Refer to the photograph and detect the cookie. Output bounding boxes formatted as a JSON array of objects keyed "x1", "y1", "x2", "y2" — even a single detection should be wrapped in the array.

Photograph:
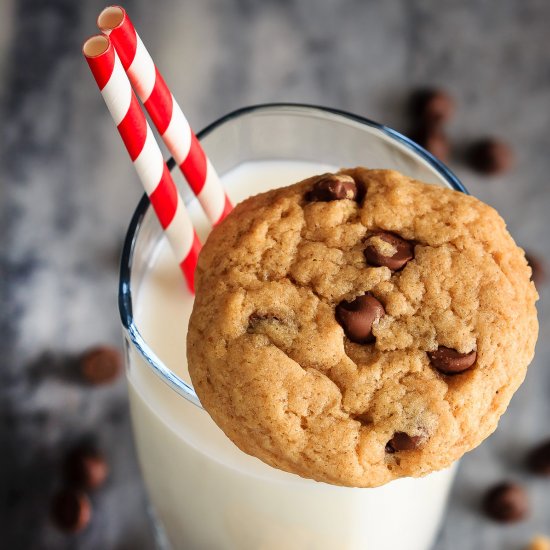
[{"x1": 187, "y1": 168, "x2": 538, "y2": 487}]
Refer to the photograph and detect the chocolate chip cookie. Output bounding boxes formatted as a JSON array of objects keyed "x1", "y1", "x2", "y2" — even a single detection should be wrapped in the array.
[{"x1": 187, "y1": 168, "x2": 538, "y2": 487}]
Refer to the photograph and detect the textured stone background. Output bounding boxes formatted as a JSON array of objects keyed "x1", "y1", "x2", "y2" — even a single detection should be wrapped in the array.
[{"x1": 1, "y1": 1, "x2": 549, "y2": 548}]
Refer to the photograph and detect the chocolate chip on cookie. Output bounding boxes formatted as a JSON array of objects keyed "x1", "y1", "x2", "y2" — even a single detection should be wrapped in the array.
[
  {"x1": 483, "y1": 482, "x2": 529, "y2": 523},
  {"x1": 364, "y1": 232, "x2": 414, "y2": 271},
  {"x1": 307, "y1": 174, "x2": 357, "y2": 202},
  {"x1": 428, "y1": 346, "x2": 477, "y2": 374},
  {"x1": 336, "y1": 294, "x2": 384, "y2": 344},
  {"x1": 386, "y1": 432, "x2": 422, "y2": 453}
]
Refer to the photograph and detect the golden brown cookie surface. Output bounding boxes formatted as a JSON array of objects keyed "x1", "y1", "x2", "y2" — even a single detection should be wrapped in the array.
[{"x1": 187, "y1": 168, "x2": 538, "y2": 487}]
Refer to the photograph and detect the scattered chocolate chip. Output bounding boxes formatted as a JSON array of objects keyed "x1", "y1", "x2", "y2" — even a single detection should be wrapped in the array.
[
  {"x1": 467, "y1": 138, "x2": 514, "y2": 175},
  {"x1": 307, "y1": 174, "x2": 357, "y2": 202},
  {"x1": 64, "y1": 447, "x2": 108, "y2": 491},
  {"x1": 483, "y1": 482, "x2": 529, "y2": 523},
  {"x1": 526, "y1": 439, "x2": 550, "y2": 476},
  {"x1": 409, "y1": 88, "x2": 455, "y2": 127},
  {"x1": 428, "y1": 346, "x2": 476, "y2": 374},
  {"x1": 364, "y1": 232, "x2": 414, "y2": 271},
  {"x1": 80, "y1": 346, "x2": 122, "y2": 385},
  {"x1": 336, "y1": 294, "x2": 385, "y2": 344},
  {"x1": 525, "y1": 253, "x2": 546, "y2": 287},
  {"x1": 51, "y1": 489, "x2": 92, "y2": 533},
  {"x1": 410, "y1": 124, "x2": 450, "y2": 162},
  {"x1": 386, "y1": 432, "x2": 422, "y2": 453}
]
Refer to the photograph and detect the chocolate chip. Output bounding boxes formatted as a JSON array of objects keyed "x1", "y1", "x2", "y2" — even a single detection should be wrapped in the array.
[
  {"x1": 336, "y1": 294, "x2": 385, "y2": 344},
  {"x1": 525, "y1": 252, "x2": 546, "y2": 287},
  {"x1": 64, "y1": 447, "x2": 108, "y2": 491},
  {"x1": 386, "y1": 432, "x2": 422, "y2": 453},
  {"x1": 526, "y1": 439, "x2": 550, "y2": 476},
  {"x1": 410, "y1": 124, "x2": 450, "y2": 162},
  {"x1": 428, "y1": 346, "x2": 476, "y2": 374},
  {"x1": 483, "y1": 482, "x2": 529, "y2": 523},
  {"x1": 409, "y1": 88, "x2": 455, "y2": 127},
  {"x1": 51, "y1": 489, "x2": 92, "y2": 533},
  {"x1": 307, "y1": 174, "x2": 357, "y2": 202},
  {"x1": 80, "y1": 346, "x2": 122, "y2": 385},
  {"x1": 467, "y1": 138, "x2": 514, "y2": 175},
  {"x1": 364, "y1": 232, "x2": 414, "y2": 271}
]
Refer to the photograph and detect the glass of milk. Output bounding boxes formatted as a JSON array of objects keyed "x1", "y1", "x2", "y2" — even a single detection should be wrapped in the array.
[{"x1": 119, "y1": 104, "x2": 465, "y2": 550}]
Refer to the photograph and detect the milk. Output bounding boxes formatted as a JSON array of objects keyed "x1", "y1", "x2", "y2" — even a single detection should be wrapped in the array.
[{"x1": 127, "y1": 160, "x2": 456, "y2": 550}]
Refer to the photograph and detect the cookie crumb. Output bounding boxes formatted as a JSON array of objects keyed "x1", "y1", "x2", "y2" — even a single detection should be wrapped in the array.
[{"x1": 527, "y1": 535, "x2": 550, "y2": 550}]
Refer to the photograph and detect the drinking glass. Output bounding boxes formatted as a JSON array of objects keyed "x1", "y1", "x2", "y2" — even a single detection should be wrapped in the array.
[{"x1": 119, "y1": 104, "x2": 465, "y2": 550}]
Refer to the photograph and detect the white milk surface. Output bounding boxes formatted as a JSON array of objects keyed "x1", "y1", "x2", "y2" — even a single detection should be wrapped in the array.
[{"x1": 129, "y1": 160, "x2": 456, "y2": 550}]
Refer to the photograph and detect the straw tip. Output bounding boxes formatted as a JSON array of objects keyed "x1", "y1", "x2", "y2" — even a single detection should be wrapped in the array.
[
  {"x1": 97, "y1": 6, "x2": 125, "y2": 31},
  {"x1": 82, "y1": 34, "x2": 110, "y2": 58}
]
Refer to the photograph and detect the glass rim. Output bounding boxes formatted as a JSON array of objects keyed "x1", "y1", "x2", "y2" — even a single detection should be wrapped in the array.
[{"x1": 118, "y1": 102, "x2": 466, "y2": 409}]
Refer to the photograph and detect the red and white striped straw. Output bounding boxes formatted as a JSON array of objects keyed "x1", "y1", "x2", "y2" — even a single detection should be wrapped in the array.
[
  {"x1": 97, "y1": 6, "x2": 233, "y2": 226},
  {"x1": 83, "y1": 34, "x2": 201, "y2": 293}
]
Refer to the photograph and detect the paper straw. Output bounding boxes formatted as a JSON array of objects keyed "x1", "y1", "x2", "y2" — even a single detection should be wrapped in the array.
[
  {"x1": 97, "y1": 6, "x2": 233, "y2": 226},
  {"x1": 83, "y1": 34, "x2": 201, "y2": 292}
]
